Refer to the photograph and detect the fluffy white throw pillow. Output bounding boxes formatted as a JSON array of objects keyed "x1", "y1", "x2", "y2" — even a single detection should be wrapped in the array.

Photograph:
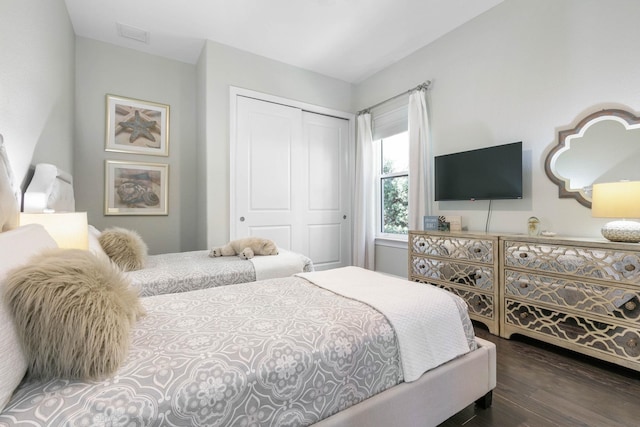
[
  {"x1": 4, "y1": 248, "x2": 145, "y2": 381},
  {"x1": 99, "y1": 227, "x2": 148, "y2": 271}
]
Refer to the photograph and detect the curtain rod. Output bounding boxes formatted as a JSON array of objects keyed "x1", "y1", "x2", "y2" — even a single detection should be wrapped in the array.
[{"x1": 357, "y1": 80, "x2": 431, "y2": 115}]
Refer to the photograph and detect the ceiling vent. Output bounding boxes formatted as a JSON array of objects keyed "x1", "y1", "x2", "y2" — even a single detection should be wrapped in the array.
[{"x1": 117, "y1": 22, "x2": 150, "y2": 44}]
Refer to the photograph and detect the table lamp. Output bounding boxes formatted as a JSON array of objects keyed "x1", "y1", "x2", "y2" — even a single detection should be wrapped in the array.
[
  {"x1": 19, "y1": 212, "x2": 89, "y2": 249},
  {"x1": 592, "y1": 181, "x2": 640, "y2": 243}
]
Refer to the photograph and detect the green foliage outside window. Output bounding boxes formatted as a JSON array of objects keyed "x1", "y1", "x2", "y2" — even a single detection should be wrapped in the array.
[{"x1": 382, "y1": 168, "x2": 408, "y2": 235}]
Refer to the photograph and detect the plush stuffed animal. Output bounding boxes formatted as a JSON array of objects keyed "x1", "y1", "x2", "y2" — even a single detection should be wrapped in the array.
[{"x1": 209, "y1": 237, "x2": 278, "y2": 260}]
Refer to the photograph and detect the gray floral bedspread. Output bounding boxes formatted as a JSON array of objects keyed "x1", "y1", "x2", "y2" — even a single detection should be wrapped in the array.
[
  {"x1": 0, "y1": 277, "x2": 475, "y2": 427},
  {"x1": 128, "y1": 250, "x2": 314, "y2": 297}
]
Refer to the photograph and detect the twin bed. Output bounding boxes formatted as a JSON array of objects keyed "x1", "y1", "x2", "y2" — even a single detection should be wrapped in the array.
[
  {"x1": 0, "y1": 139, "x2": 496, "y2": 426},
  {"x1": 127, "y1": 248, "x2": 314, "y2": 297},
  {"x1": 27, "y1": 162, "x2": 315, "y2": 297},
  {"x1": 87, "y1": 224, "x2": 314, "y2": 297}
]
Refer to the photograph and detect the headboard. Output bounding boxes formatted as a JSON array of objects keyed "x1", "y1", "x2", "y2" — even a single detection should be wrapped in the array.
[
  {"x1": 0, "y1": 134, "x2": 20, "y2": 231},
  {"x1": 23, "y1": 163, "x2": 76, "y2": 213}
]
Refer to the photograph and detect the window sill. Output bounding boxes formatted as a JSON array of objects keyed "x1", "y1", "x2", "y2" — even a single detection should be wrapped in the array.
[{"x1": 375, "y1": 235, "x2": 408, "y2": 249}]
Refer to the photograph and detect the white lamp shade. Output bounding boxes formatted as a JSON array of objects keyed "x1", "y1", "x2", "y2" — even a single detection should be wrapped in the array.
[
  {"x1": 592, "y1": 181, "x2": 640, "y2": 219},
  {"x1": 19, "y1": 212, "x2": 89, "y2": 250}
]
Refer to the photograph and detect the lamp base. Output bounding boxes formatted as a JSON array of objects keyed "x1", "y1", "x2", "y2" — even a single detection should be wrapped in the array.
[{"x1": 601, "y1": 220, "x2": 640, "y2": 243}]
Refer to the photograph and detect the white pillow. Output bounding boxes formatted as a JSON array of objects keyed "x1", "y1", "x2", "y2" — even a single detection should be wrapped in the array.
[
  {"x1": 0, "y1": 135, "x2": 20, "y2": 232},
  {"x1": 88, "y1": 224, "x2": 110, "y2": 263},
  {"x1": 0, "y1": 224, "x2": 58, "y2": 412}
]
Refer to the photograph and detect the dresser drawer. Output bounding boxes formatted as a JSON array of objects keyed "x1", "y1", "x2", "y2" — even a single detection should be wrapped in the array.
[
  {"x1": 504, "y1": 298, "x2": 640, "y2": 363},
  {"x1": 411, "y1": 234, "x2": 494, "y2": 264},
  {"x1": 431, "y1": 282, "x2": 494, "y2": 318},
  {"x1": 411, "y1": 256, "x2": 494, "y2": 290},
  {"x1": 504, "y1": 269, "x2": 640, "y2": 323},
  {"x1": 503, "y1": 240, "x2": 640, "y2": 285}
]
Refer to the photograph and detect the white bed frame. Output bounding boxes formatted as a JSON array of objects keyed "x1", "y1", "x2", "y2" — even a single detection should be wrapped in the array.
[
  {"x1": 316, "y1": 337, "x2": 496, "y2": 427},
  {"x1": 16, "y1": 160, "x2": 497, "y2": 426}
]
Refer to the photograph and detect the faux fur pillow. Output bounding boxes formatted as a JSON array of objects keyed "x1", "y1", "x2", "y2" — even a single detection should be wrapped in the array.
[
  {"x1": 4, "y1": 248, "x2": 145, "y2": 380},
  {"x1": 99, "y1": 227, "x2": 148, "y2": 271}
]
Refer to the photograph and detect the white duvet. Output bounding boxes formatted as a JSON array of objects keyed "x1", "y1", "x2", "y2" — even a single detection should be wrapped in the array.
[{"x1": 297, "y1": 266, "x2": 473, "y2": 381}]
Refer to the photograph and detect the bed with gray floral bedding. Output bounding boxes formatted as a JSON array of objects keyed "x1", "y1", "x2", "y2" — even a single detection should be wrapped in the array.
[
  {"x1": 128, "y1": 249, "x2": 314, "y2": 297},
  {"x1": 0, "y1": 272, "x2": 476, "y2": 427}
]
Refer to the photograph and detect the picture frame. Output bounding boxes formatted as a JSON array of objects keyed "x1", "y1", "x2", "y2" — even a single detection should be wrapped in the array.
[
  {"x1": 105, "y1": 94, "x2": 169, "y2": 156},
  {"x1": 105, "y1": 160, "x2": 168, "y2": 215}
]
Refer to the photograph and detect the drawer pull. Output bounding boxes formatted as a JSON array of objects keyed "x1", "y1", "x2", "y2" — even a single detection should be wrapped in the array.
[
  {"x1": 519, "y1": 282, "x2": 529, "y2": 289},
  {"x1": 519, "y1": 253, "x2": 528, "y2": 259},
  {"x1": 476, "y1": 300, "x2": 483, "y2": 306},
  {"x1": 624, "y1": 264, "x2": 636, "y2": 272},
  {"x1": 419, "y1": 242, "x2": 425, "y2": 247},
  {"x1": 474, "y1": 248, "x2": 482, "y2": 253},
  {"x1": 419, "y1": 264, "x2": 425, "y2": 269},
  {"x1": 519, "y1": 312, "x2": 528, "y2": 319},
  {"x1": 624, "y1": 301, "x2": 637, "y2": 311},
  {"x1": 627, "y1": 339, "x2": 638, "y2": 349}
]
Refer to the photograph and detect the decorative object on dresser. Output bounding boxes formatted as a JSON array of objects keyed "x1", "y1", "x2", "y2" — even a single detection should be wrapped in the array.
[
  {"x1": 409, "y1": 230, "x2": 500, "y2": 335},
  {"x1": 445, "y1": 215, "x2": 462, "y2": 232},
  {"x1": 592, "y1": 181, "x2": 640, "y2": 243},
  {"x1": 527, "y1": 216, "x2": 540, "y2": 236},
  {"x1": 501, "y1": 235, "x2": 640, "y2": 372},
  {"x1": 423, "y1": 215, "x2": 450, "y2": 231}
]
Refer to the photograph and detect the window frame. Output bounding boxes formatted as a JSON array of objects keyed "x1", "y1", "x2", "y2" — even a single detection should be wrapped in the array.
[{"x1": 374, "y1": 133, "x2": 409, "y2": 241}]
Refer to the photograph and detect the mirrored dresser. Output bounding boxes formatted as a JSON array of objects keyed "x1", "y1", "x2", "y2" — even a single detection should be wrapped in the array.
[
  {"x1": 408, "y1": 230, "x2": 640, "y2": 371},
  {"x1": 501, "y1": 235, "x2": 640, "y2": 371},
  {"x1": 408, "y1": 230, "x2": 500, "y2": 335}
]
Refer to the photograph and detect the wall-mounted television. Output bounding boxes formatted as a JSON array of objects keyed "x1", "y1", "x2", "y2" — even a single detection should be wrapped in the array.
[{"x1": 434, "y1": 141, "x2": 523, "y2": 201}]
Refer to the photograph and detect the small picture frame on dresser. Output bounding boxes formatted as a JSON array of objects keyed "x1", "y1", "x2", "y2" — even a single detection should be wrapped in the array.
[
  {"x1": 423, "y1": 215, "x2": 460, "y2": 231},
  {"x1": 444, "y1": 215, "x2": 462, "y2": 231},
  {"x1": 423, "y1": 216, "x2": 440, "y2": 231},
  {"x1": 439, "y1": 221, "x2": 451, "y2": 231}
]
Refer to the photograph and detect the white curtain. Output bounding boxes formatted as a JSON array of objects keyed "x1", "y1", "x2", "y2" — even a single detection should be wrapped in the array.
[
  {"x1": 353, "y1": 113, "x2": 375, "y2": 269},
  {"x1": 408, "y1": 88, "x2": 431, "y2": 230}
]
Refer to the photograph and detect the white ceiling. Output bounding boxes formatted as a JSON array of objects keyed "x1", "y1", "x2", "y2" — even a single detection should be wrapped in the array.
[{"x1": 64, "y1": 0, "x2": 503, "y2": 84}]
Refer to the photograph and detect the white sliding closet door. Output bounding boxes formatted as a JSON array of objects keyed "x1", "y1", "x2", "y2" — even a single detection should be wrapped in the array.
[
  {"x1": 233, "y1": 95, "x2": 351, "y2": 270},
  {"x1": 300, "y1": 111, "x2": 351, "y2": 270}
]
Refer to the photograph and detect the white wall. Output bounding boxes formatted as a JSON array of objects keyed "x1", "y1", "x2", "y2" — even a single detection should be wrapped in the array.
[
  {"x1": 6, "y1": 0, "x2": 637, "y2": 266},
  {"x1": 74, "y1": 37, "x2": 198, "y2": 254},
  {"x1": 199, "y1": 40, "x2": 353, "y2": 248},
  {"x1": 355, "y1": 0, "x2": 640, "y2": 275},
  {"x1": 0, "y1": 0, "x2": 74, "y2": 189}
]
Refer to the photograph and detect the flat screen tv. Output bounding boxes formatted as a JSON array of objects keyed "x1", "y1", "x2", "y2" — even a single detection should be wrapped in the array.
[{"x1": 434, "y1": 141, "x2": 523, "y2": 201}]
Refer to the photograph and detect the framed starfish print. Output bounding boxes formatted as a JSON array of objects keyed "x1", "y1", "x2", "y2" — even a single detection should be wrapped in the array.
[
  {"x1": 105, "y1": 160, "x2": 168, "y2": 215},
  {"x1": 105, "y1": 94, "x2": 169, "y2": 156}
]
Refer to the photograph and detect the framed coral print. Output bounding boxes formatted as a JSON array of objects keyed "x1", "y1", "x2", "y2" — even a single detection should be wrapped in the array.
[
  {"x1": 105, "y1": 94, "x2": 169, "y2": 156},
  {"x1": 105, "y1": 160, "x2": 168, "y2": 215}
]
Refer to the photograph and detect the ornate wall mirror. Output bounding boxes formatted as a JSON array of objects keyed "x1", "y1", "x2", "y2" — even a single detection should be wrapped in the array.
[{"x1": 545, "y1": 109, "x2": 640, "y2": 208}]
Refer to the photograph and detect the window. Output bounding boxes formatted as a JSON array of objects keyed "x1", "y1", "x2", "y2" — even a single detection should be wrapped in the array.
[
  {"x1": 370, "y1": 98, "x2": 410, "y2": 238},
  {"x1": 377, "y1": 131, "x2": 409, "y2": 236}
]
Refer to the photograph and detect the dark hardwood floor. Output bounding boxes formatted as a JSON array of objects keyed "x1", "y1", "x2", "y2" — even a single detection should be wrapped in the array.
[{"x1": 439, "y1": 325, "x2": 640, "y2": 427}]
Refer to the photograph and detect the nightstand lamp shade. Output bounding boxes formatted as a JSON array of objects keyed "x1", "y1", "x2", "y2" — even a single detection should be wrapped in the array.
[
  {"x1": 592, "y1": 181, "x2": 640, "y2": 243},
  {"x1": 19, "y1": 212, "x2": 89, "y2": 249}
]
